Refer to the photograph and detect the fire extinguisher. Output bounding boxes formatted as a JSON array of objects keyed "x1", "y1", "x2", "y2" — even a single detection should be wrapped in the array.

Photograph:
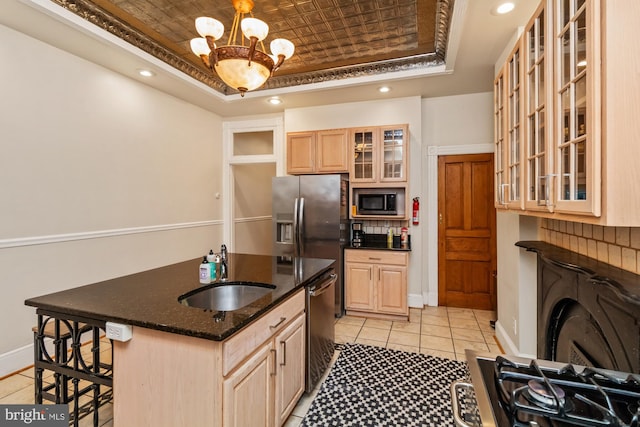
[{"x1": 412, "y1": 197, "x2": 420, "y2": 225}]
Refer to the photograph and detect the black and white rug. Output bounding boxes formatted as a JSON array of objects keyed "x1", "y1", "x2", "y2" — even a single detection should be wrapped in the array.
[{"x1": 302, "y1": 343, "x2": 469, "y2": 427}]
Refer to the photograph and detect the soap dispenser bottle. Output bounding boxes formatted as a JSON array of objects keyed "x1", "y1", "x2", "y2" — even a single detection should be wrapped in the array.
[{"x1": 199, "y1": 257, "x2": 212, "y2": 284}]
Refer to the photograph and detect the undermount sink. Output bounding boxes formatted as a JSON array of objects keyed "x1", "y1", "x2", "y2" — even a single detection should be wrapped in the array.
[{"x1": 179, "y1": 282, "x2": 275, "y2": 311}]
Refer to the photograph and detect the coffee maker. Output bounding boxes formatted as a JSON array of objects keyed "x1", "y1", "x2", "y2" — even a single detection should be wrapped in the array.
[{"x1": 351, "y1": 222, "x2": 363, "y2": 247}]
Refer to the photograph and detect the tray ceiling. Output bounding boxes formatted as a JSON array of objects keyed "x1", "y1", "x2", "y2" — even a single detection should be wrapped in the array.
[{"x1": 48, "y1": 0, "x2": 453, "y2": 95}]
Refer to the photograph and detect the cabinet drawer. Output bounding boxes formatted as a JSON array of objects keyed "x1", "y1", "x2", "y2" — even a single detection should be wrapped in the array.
[
  {"x1": 345, "y1": 250, "x2": 408, "y2": 266},
  {"x1": 222, "y1": 289, "x2": 305, "y2": 376}
]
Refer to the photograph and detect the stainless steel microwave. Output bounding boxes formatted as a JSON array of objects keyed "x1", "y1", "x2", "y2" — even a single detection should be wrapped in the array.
[{"x1": 354, "y1": 188, "x2": 404, "y2": 216}]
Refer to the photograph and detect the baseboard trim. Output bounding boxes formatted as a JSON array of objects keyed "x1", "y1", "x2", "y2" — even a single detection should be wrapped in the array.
[
  {"x1": 408, "y1": 293, "x2": 424, "y2": 308},
  {"x1": 0, "y1": 342, "x2": 40, "y2": 378},
  {"x1": 494, "y1": 320, "x2": 536, "y2": 359},
  {"x1": 0, "y1": 220, "x2": 222, "y2": 249}
]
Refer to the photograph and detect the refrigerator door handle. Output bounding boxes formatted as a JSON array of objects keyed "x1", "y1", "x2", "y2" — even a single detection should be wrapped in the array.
[
  {"x1": 293, "y1": 198, "x2": 299, "y2": 256},
  {"x1": 298, "y1": 197, "x2": 305, "y2": 256}
]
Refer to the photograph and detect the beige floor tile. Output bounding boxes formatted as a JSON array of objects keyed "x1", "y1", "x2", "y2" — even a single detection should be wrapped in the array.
[
  {"x1": 421, "y1": 324, "x2": 452, "y2": 339},
  {"x1": 358, "y1": 326, "x2": 391, "y2": 342},
  {"x1": 409, "y1": 307, "x2": 422, "y2": 321},
  {"x1": 447, "y1": 307, "x2": 476, "y2": 320},
  {"x1": 453, "y1": 339, "x2": 489, "y2": 354},
  {"x1": 487, "y1": 343, "x2": 503, "y2": 354},
  {"x1": 335, "y1": 334, "x2": 356, "y2": 344},
  {"x1": 419, "y1": 348, "x2": 456, "y2": 360},
  {"x1": 473, "y1": 309, "x2": 497, "y2": 321},
  {"x1": 284, "y1": 415, "x2": 303, "y2": 427},
  {"x1": 448, "y1": 317, "x2": 480, "y2": 330},
  {"x1": 421, "y1": 315, "x2": 450, "y2": 327},
  {"x1": 388, "y1": 331, "x2": 420, "y2": 347},
  {"x1": 386, "y1": 343, "x2": 419, "y2": 354},
  {"x1": 292, "y1": 390, "x2": 316, "y2": 417},
  {"x1": 455, "y1": 353, "x2": 469, "y2": 363},
  {"x1": 420, "y1": 335, "x2": 454, "y2": 353},
  {"x1": 478, "y1": 320, "x2": 496, "y2": 333},
  {"x1": 0, "y1": 383, "x2": 35, "y2": 404},
  {"x1": 422, "y1": 306, "x2": 448, "y2": 317},
  {"x1": 355, "y1": 338, "x2": 386, "y2": 348},
  {"x1": 450, "y1": 327, "x2": 486, "y2": 343},
  {"x1": 363, "y1": 318, "x2": 393, "y2": 331},
  {"x1": 391, "y1": 321, "x2": 421, "y2": 334},
  {"x1": 0, "y1": 374, "x2": 33, "y2": 399},
  {"x1": 482, "y1": 330, "x2": 498, "y2": 344},
  {"x1": 336, "y1": 315, "x2": 366, "y2": 327},
  {"x1": 335, "y1": 323, "x2": 362, "y2": 338}
]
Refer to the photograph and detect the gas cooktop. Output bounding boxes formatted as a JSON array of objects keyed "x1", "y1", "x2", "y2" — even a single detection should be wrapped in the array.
[{"x1": 459, "y1": 351, "x2": 640, "y2": 427}]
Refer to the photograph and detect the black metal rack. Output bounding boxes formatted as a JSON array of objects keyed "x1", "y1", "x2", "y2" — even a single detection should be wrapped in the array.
[{"x1": 33, "y1": 310, "x2": 113, "y2": 426}]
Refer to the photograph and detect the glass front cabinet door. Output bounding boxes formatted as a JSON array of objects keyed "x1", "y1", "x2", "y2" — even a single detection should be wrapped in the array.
[
  {"x1": 380, "y1": 125, "x2": 408, "y2": 182},
  {"x1": 495, "y1": 36, "x2": 524, "y2": 210},
  {"x1": 552, "y1": 0, "x2": 600, "y2": 216},
  {"x1": 350, "y1": 128, "x2": 376, "y2": 182}
]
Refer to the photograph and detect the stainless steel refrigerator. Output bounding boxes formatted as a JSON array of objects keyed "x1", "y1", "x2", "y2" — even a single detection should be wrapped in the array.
[{"x1": 272, "y1": 174, "x2": 348, "y2": 316}]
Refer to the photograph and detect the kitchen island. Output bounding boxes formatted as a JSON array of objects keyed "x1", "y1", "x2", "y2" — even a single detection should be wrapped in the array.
[{"x1": 25, "y1": 253, "x2": 334, "y2": 427}]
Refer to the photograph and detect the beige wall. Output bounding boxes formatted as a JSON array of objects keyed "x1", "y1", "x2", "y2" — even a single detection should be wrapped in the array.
[{"x1": 0, "y1": 23, "x2": 224, "y2": 375}]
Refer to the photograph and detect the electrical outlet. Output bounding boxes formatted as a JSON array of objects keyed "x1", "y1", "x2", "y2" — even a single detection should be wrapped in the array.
[
  {"x1": 106, "y1": 322, "x2": 133, "y2": 342},
  {"x1": 513, "y1": 318, "x2": 518, "y2": 336}
]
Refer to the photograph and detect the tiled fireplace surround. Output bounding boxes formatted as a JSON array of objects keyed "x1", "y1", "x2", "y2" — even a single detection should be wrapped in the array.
[{"x1": 540, "y1": 219, "x2": 640, "y2": 274}]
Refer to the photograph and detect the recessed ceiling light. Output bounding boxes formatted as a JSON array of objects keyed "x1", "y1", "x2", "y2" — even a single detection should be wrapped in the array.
[
  {"x1": 494, "y1": 2, "x2": 515, "y2": 15},
  {"x1": 268, "y1": 97, "x2": 282, "y2": 105},
  {"x1": 138, "y1": 69, "x2": 155, "y2": 77},
  {"x1": 378, "y1": 86, "x2": 391, "y2": 93}
]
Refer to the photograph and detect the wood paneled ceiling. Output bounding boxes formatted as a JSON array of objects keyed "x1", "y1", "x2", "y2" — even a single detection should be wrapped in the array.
[{"x1": 49, "y1": 0, "x2": 454, "y2": 96}]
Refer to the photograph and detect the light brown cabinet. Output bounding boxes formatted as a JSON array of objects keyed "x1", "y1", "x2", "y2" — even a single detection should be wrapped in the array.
[
  {"x1": 494, "y1": 0, "x2": 640, "y2": 225},
  {"x1": 344, "y1": 249, "x2": 408, "y2": 319},
  {"x1": 350, "y1": 125, "x2": 408, "y2": 183},
  {"x1": 114, "y1": 289, "x2": 305, "y2": 427},
  {"x1": 286, "y1": 129, "x2": 348, "y2": 174}
]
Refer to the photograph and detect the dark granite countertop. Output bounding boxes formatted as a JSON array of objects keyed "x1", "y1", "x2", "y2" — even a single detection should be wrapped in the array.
[
  {"x1": 516, "y1": 241, "x2": 640, "y2": 304},
  {"x1": 348, "y1": 233, "x2": 412, "y2": 252},
  {"x1": 25, "y1": 254, "x2": 334, "y2": 341}
]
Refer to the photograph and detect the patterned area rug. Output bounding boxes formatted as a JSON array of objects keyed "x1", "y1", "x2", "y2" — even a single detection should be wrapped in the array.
[{"x1": 302, "y1": 343, "x2": 469, "y2": 427}]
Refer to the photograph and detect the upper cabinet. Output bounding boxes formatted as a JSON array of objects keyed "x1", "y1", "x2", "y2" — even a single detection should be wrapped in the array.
[
  {"x1": 495, "y1": 0, "x2": 640, "y2": 225},
  {"x1": 495, "y1": 37, "x2": 524, "y2": 210},
  {"x1": 286, "y1": 128, "x2": 348, "y2": 174},
  {"x1": 350, "y1": 125, "x2": 408, "y2": 184}
]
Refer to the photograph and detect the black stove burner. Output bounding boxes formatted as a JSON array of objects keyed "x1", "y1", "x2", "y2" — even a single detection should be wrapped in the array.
[{"x1": 492, "y1": 356, "x2": 640, "y2": 427}]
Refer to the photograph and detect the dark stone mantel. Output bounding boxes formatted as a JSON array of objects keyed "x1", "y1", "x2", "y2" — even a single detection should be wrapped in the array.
[{"x1": 516, "y1": 240, "x2": 640, "y2": 305}]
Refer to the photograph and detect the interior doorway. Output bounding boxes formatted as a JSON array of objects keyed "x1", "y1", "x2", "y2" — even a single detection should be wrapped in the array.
[{"x1": 437, "y1": 153, "x2": 497, "y2": 310}]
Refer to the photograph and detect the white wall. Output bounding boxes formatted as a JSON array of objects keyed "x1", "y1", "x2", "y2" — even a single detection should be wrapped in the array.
[
  {"x1": 285, "y1": 97, "x2": 424, "y2": 305},
  {"x1": 494, "y1": 213, "x2": 539, "y2": 357},
  {"x1": 421, "y1": 92, "x2": 494, "y2": 305},
  {"x1": 0, "y1": 24, "x2": 224, "y2": 375}
]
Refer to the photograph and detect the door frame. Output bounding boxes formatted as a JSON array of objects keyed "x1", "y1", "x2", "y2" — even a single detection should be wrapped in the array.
[
  {"x1": 425, "y1": 144, "x2": 493, "y2": 306},
  {"x1": 222, "y1": 117, "x2": 284, "y2": 251}
]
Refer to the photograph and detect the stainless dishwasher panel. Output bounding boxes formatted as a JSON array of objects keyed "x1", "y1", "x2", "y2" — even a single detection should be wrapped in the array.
[{"x1": 305, "y1": 270, "x2": 337, "y2": 392}]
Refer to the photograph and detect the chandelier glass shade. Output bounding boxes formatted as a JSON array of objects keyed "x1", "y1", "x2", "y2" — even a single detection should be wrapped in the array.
[{"x1": 190, "y1": 0, "x2": 295, "y2": 96}]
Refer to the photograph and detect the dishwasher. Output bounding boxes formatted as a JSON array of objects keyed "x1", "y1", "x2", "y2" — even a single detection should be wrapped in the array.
[{"x1": 305, "y1": 268, "x2": 337, "y2": 392}]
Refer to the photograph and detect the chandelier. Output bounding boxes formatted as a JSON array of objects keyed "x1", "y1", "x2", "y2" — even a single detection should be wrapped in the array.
[{"x1": 190, "y1": 0, "x2": 295, "y2": 97}]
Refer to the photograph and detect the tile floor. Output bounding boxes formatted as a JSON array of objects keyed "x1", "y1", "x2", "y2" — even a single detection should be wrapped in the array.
[{"x1": 0, "y1": 306, "x2": 500, "y2": 427}]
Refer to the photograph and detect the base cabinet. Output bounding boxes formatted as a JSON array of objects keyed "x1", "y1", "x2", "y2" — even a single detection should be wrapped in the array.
[
  {"x1": 345, "y1": 249, "x2": 408, "y2": 319},
  {"x1": 224, "y1": 312, "x2": 305, "y2": 427},
  {"x1": 114, "y1": 289, "x2": 305, "y2": 427}
]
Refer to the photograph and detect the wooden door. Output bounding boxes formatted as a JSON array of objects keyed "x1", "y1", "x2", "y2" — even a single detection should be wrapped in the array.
[
  {"x1": 438, "y1": 154, "x2": 497, "y2": 310},
  {"x1": 274, "y1": 314, "x2": 305, "y2": 426}
]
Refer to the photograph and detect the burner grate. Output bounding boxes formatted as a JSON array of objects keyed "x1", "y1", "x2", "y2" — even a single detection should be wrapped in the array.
[{"x1": 494, "y1": 356, "x2": 640, "y2": 427}]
